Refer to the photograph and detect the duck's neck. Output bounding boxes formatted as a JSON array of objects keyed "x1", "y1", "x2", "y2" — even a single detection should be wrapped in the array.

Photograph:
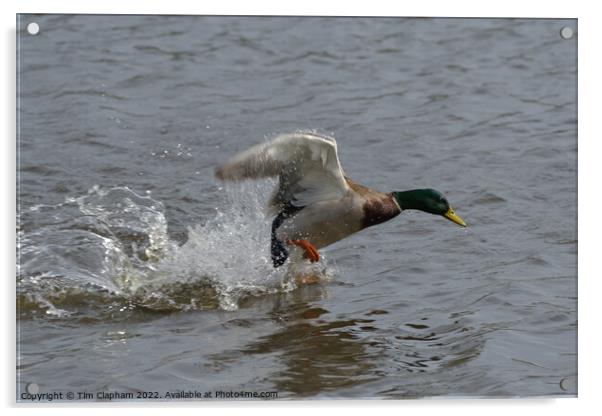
[{"x1": 392, "y1": 190, "x2": 427, "y2": 211}]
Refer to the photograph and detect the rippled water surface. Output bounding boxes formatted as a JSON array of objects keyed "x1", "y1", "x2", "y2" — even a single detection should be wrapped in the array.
[{"x1": 17, "y1": 15, "x2": 577, "y2": 399}]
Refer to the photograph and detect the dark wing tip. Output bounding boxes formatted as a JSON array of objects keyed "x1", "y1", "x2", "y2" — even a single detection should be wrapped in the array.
[
  {"x1": 214, "y1": 166, "x2": 223, "y2": 180},
  {"x1": 214, "y1": 164, "x2": 228, "y2": 180}
]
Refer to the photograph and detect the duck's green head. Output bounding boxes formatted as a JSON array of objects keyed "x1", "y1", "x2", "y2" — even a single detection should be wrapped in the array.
[{"x1": 393, "y1": 189, "x2": 466, "y2": 227}]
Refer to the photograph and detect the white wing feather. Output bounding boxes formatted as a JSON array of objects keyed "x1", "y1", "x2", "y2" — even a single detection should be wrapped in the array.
[{"x1": 215, "y1": 132, "x2": 349, "y2": 208}]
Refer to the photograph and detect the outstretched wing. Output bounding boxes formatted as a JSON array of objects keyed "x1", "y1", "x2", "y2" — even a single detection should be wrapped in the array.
[{"x1": 215, "y1": 132, "x2": 350, "y2": 209}]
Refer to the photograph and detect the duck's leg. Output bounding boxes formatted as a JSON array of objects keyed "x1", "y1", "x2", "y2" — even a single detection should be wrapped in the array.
[{"x1": 285, "y1": 239, "x2": 320, "y2": 263}]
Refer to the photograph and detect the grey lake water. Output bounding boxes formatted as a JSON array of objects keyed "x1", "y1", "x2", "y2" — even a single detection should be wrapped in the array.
[{"x1": 16, "y1": 15, "x2": 577, "y2": 400}]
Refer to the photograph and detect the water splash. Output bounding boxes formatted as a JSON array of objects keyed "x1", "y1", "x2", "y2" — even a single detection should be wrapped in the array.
[{"x1": 18, "y1": 183, "x2": 334, "y2": 318}]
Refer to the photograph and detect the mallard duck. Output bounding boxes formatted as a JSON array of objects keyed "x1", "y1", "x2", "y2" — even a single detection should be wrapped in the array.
[{"x1": 215, "y1": 132, "x2": 466, "y2": 268}]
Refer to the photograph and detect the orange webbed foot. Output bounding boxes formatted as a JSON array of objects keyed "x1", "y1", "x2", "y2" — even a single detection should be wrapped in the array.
[{"x1": 285, "y1": 239, "x2": 320, "y2": 263}]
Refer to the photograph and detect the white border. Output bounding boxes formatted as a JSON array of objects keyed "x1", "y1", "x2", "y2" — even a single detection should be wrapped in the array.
[
  {"x1": 3, "y1": 1, "x2": 600, "y2": 415},
  {"x1": 0, "y1": 0, "x2": 586, "y2": 17}
]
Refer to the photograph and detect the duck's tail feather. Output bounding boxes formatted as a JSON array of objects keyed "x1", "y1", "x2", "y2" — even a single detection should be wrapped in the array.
[
  {"x1": 271, "y1": 235, "x2": 289, "y2": 268},
  {"x1": 270, "y1": 211, "x2": 290, "y2": 268}
]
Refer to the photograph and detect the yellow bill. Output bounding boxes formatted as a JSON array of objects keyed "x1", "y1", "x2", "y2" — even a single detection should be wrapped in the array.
[{"x1": 444, "y1": 207, "x2": 467, "y2": 227}]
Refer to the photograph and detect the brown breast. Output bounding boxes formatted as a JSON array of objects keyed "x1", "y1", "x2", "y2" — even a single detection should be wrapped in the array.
[
  {"x1": 345, "y1": 177, "x2": 401, "y2": 229},
  {"x1": 362, "y1": 195, "x2": 401, "y2": 228}
]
